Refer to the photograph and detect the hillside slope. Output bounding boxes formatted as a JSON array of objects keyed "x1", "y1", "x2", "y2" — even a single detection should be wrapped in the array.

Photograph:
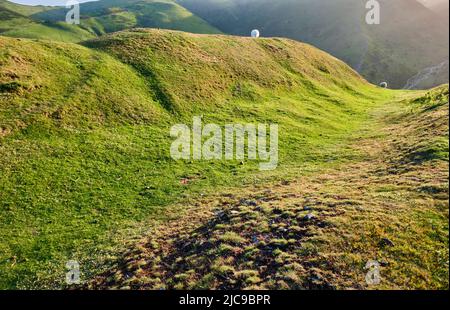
[
  {"x1": 0, "y1": 0, "x2": 53, "y2": 16},
  {"x1": 90, "y1": 85, "x2": 449, "y2": 290},
  {"x1": 31, "y1": 0, "x2": 221, "y2": 36},
  {"x1": 0, "y1": 29, "x2": 399, "y2": 288},
  {"x1": 177, "y1": 0, "x2": 449, "y2": 89},
  {"x1": 83, "y1": 29, "x2": 372, "y2": 112},
  {"x1": 0, "y1": 0, "x2": 220, "y2": 42},
  {"x1": 0, "y1": 5, "x2": 94, "y2": 42}
]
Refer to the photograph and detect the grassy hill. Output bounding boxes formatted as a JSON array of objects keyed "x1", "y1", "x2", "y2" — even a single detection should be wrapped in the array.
[
  {"x1": 0, "y1": 0, "x2": 220, "y2": 42},
  {"x1": 0, "y1": 3, "x2": 95, "y2": 42},
  {"x1": 0, "y1": 0, "x2": 53, "y2": 16},
  {"x1": 0, "y1": 29, "x2": 448, "y2": 289},
  {"x1": 32, "y1": 0, "x2": 221, "y2": 36},
  {"x1": 0, "y1": 29, "x2": 386, "y2": 288},
  {"x1": 177, "y1": 0, "x2": 449, "y2": 89}
]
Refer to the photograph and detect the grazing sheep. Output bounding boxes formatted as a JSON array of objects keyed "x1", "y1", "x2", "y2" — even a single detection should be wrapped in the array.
[
  {"x1": 379, "y1": 82, "x2": 388, "y2": 88},
  {"x1": 251, "y1": 29, "x2": 260, "y2": 38}
]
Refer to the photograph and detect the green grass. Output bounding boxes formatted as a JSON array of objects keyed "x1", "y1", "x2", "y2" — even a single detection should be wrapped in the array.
[
  {"x1": 87, "y1": 86, "x2": 448, "y2": 290},
  {"x1": 75, "y1": 0, "x2": 222, "y2": 36},
  {"x1": 1, "y1": 0, "x2": 220, "y2": 43},
  {"x1": 0, "y1": 0, "x2": 54, "y2": 16},
  {"x1": 32, "y1": 0, "x2": 221, "y2": 37},
  {"x1": 0, "y1": 29, "x2": 445, "y2": 289},
  {"x1": 0, "y1": 6, "x2": 95, "y2": 43}
]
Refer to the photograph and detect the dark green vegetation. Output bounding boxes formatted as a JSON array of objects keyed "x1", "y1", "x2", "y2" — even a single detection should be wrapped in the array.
[
  {"x1": 178, "y1": 0, "x2": 449, "y2": 89},
  {"x1": 89, "y1": 86, "x2": 449, "y2": 290}
]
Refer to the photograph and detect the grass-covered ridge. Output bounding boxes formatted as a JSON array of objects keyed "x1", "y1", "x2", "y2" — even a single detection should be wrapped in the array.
[
  {"x1": 84, "y1": 28, "x2": 372, "y2": 113},
  {"x1": 0, "y1": 29, "x2": 447, "y2": 289}
]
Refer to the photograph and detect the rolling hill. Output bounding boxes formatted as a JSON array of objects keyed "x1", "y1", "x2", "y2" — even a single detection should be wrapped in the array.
[
  {"x1": 0, "y1": 0, "x2": 53, "y2": 16},
  {"x1": 0, "y1": 29, "x2": 387, "y2": 288},
  {"x1": 31, "y1": 0, "x2": 221, "y2": 36},
  {"x1": 1, "y1": 0, "x2": 220, "y2": 42},
  {"x1": 0, "y1": 3, "x2": 95, "y2": 42},
  {"x1": 177, "y1": 0, "x2": 449, "y2": 89},
  {"x1": 0, "y1": 28, "x2": 448, "y2": 289}
]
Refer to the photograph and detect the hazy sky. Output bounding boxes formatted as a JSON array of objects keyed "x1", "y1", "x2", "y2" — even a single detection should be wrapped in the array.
[
  {"x1": 9, "y1": 0, "x2": 449, "y2": 8},
  {"x1": 417, "y1": 0, "x2": 448, "y2": 8},
  {"x1": 10, "y1": 0, "x2": 96, "y2": 6},
  {"x1": 9, "y1": 0, "x2": 449, "y2": 6}
]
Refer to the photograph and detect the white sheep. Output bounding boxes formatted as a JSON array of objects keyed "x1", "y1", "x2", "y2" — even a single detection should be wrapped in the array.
[
  {"x1": 379, "y1": 82, "x2": 388, "y2": 88},
  {"x1": 251, "y1": 29, "x2": 260, "y2": 38}
]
